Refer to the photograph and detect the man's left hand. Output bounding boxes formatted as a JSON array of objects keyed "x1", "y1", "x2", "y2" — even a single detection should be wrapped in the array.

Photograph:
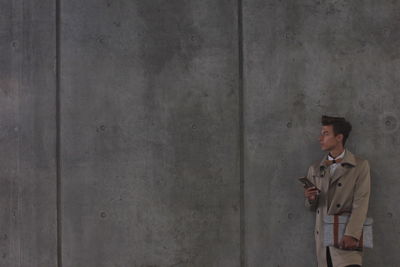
[{"x1": 340, "y1": 235, "x2": 358, "y2": 250}]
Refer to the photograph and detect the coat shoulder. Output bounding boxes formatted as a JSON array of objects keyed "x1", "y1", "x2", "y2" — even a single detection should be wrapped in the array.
[
  {"x1": 307, "y1": 160, "x2": 322, "y2": 174},
  {"x1": 352, "y1": 154, "x2": 369, "y2": 167}
]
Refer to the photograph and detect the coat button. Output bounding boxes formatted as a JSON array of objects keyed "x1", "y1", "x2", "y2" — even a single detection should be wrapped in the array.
[
  {"x1": 338, "y1": 183, "x2": 342, "y2": 187},
  {"x1": 317, "y1": 209, "x2": 320, "y2": 214},
  {"x1": 316, "y1": 231, "x2": 319, "y2": 235},
  {"x1": 336, "y1": 204, "x2": 341, "y2": 208}
]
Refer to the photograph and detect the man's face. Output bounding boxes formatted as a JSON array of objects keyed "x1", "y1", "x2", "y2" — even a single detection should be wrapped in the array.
[{"x1": 319, "y1": 125, "x2": 342, "y2": 151}]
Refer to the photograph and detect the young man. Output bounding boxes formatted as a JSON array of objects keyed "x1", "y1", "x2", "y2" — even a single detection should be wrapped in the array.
[{"x1": 304, "y1": 116, "x2": 371, "y2": 267}]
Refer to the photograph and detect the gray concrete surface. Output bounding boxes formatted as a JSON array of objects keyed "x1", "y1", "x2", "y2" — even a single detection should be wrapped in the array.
[
  {"x1": 0, "y1": 0, "x2": 57, "y2": 267},
  {"x1": 244, "y1": 0, "x2": 400, "y2": 266},
  {"x1": 2, "y1": 0, "x2": 400, "y2": 266},
  {"x1": 60, "y1": 1, "x2": 240, "y2": 266}
]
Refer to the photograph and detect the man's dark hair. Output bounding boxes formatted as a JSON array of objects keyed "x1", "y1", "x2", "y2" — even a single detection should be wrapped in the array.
[{"x1": 321, "y1": 115, "x2": 352, "y2": 146}]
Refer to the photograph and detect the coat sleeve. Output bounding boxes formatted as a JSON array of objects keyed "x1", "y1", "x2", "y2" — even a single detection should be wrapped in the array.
[
  {"x1": 304, "y1": 165, "x2": 319, "y2": 211},
  {"x1": 344, "y1": 160, "x2": 371, "y2": 240}
]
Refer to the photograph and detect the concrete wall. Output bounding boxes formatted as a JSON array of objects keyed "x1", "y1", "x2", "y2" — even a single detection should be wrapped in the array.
[
  {"x1": 0, "y1": 0, "x2": 57, "y2": 266},
  {"x1": 60, "y1": 1, "x2": 240, "y2": 267},
  {"x1": 1, "y1": 0, "x2": 400, "y2": 267},
  {"x1": 244, "y1": 0, "x2": 400, "y2": 266}
]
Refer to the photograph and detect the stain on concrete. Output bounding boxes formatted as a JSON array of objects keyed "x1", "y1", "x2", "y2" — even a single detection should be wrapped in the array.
[
  {"x1": 11, "y1": 40, "x2": 18, "y2": 48},
  {"x1": 380, "y1": 113, "x2": 399, "y2": 133},
  {"x1": 136, "y1": 2, "x2": 203, "y2": 75}
]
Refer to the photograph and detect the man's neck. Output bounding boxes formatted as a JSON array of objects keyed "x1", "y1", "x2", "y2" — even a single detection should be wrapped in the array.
[{"x1": 329, "y1": 147, "x2": 345, "y2": 159}]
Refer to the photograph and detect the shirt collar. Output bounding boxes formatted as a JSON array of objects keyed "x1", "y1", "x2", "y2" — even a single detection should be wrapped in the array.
[
  {"x1": 327, "y1": 149, "x2": 346, "y2": 161},
  {"x1": 319, "y1": 149, "x2": 357, "y2": 170}
]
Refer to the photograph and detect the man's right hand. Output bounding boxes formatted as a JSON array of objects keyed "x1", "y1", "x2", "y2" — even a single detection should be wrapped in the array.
[{"x1": 304, "y1": 187, "x2": 319, "y2": 201}]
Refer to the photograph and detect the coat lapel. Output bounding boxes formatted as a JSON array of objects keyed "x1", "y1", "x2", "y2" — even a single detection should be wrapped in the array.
[
  {"x1": 330, "y1": 164, "x2": 349, "y2": 184},
  {"x1": 319, "y1": 149, "x2": 357, "y2": 184}
]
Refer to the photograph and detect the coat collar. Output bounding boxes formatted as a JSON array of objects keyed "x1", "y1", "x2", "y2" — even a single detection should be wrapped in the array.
[{"x1": 318, "y1": 149, "x2": 357, "y2": 183}]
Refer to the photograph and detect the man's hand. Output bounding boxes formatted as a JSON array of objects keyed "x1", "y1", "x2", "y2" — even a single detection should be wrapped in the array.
[
  {"x1": 340, "y1": 235, "x2": 358, "y2": 250},
  {"x1": 304, "y1": 187, "x2": 319, "y2": 201}
]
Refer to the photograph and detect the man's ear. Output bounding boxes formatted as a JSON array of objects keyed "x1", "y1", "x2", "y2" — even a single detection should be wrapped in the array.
[{"x1": 336, "y1": 133, "x2": 344, "y2": 143}]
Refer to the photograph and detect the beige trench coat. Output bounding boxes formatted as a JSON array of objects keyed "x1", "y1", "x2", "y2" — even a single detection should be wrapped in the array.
[{"x1": 305, "y1": 150, "x2": 371, "y2": 267}]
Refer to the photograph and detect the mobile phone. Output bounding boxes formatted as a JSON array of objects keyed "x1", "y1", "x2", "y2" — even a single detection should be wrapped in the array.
[{"x1": 298, "y1": 177, "x2": 319, "y2": 190}]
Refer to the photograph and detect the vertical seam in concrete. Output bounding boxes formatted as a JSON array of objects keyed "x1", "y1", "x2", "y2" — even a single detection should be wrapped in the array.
[
  {"x1": 238, "y1": 0, "x2": 245, "y2": 266},
  {"x1": 56, "y1": 0, "x2": 62, "y2": 265}
]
